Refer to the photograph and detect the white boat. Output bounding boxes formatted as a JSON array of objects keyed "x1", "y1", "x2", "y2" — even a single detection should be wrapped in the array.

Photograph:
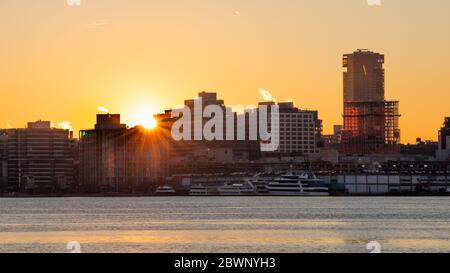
[
  {"x1": 155, "y1": 185, "x2": 176, "y2": 195},
  {"x1": 217, "y1": 181, "x2": 255, "y2": 196},
  {"x1": 249, "y1": 173, "x2": 271, "y2": 195},
  {"x1": 266, "y1": 172, "x2": 329, "y2": 196}
]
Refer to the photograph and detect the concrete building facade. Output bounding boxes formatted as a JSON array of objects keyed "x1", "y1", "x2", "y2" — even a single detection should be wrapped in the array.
[
  {"x1": 4, "y1": 121, "x2": 74, "y2": 194},
  {"x1": 275, "y1": 102, "x2": 321, "y2": 155},
  {"x1": 343, "y1": 49, "x2": 385, "y2": 102}
]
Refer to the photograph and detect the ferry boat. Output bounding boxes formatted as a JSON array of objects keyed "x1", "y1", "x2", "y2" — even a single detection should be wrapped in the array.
[
  {"x1": 217, "y1": 181, "x2": 255, "y2": 196},
  {"x1": 249, "y1": 173, "x2": 271, "y2": 195},
  {"x1": 154, "y1": 185, "x2": 176, "y2": 196},
  {"x1": 266, "y1": 172, "x2": 330, "y2": 196}
]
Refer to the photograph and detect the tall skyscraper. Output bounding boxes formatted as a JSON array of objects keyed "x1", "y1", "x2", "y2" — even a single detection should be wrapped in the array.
[
  {"x1": 343, "y1": 49, "x2": 385, "y2": 102},
  {"x1": 342, "y1": 49, "x2": 400, "y2": 155}
]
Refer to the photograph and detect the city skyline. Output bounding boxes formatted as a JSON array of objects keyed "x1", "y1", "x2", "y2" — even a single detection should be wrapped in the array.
[{"x1": 1, "y1": 1, "x2": 450, "y2": 143}]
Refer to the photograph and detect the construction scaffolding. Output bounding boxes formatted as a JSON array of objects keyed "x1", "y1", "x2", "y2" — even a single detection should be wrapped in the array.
[{"x1": 342, "y1": 100, "x2": 400, "y2": 155}]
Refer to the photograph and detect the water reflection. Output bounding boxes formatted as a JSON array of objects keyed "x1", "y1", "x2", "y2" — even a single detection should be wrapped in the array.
[{"x1": 0, "y1": 197, "x2": 449, "y2": 253}]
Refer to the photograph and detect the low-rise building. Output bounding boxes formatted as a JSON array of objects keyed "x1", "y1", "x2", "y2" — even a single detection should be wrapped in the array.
[
  {"x1": 0, "y1": 130, "x2": 8, "y2": 193},
  {"x1": 436, "y1": 117, "x2": 450, "y2": 161},
  {"x1": 321, "y1": 174, "x2": 450, "y2": 195},
  {"x1": 323, "y1": 125, "x2": 343, "y2": 148}
]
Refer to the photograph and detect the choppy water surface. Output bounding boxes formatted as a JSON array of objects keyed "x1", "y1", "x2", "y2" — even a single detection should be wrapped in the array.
[{"x1": 0, "y1": 197, "x2": 449, "y2": 253}]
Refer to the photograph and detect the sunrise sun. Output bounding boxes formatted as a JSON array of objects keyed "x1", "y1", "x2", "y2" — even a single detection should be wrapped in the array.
[{"x1": 129, "y1": 109, "x2": 158, "y2": 130}]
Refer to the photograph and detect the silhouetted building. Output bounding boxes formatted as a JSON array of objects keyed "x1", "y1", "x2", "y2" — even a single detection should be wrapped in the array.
[
  {"x1": 69, "y1": 138, "x2": 80, "y2": 192},
  {"x1": 401, "y1": 139, "x2": 438, "y2": 158},
  {"x1": 79, "y1": 114, "x2": 167, "y2": 193},
  {"x1": 342, "y1": 50, "x2": 400, "y2": 155},
  {"x1": 323, "y1": 125, "x2": 343, "y2": 148},
  {"x1": 0, "y1": 131, "x2": 7, "y2": 193},
  {"x1": 436, "y1": 117, "x2": 450, "y2": 161},
  {"x1": 182, "y1": 91, "x2": 232, "y2": 141},
  {"x1": 162, "y1": 92, "x2": 261, "y2": 173},
  {"x1": 4, "y1": 121, "x2": 74, "y2": 194}
]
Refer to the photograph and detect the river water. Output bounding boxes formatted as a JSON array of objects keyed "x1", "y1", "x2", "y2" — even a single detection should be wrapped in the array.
[{"x1": 0, "y1": 197, "x2": 449, "y2": 253}]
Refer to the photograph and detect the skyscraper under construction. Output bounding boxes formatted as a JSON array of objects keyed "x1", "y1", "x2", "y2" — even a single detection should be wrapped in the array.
[{"x1": 342, "y1": 49, "x2": 400, "y2": 155}]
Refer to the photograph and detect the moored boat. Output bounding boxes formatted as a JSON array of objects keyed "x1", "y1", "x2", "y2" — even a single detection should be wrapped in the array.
[
  {"x1": 155, "y1": 185, "x2": 176, "y2": 196},
  {"x1": 217, "y1": 181, "x2": 255, "y2": 196},
  {"x1": 267, "y1": 172, "x2": 329, "y2": 196}
]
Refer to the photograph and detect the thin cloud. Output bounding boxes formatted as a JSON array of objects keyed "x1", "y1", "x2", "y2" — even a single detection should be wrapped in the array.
[{"x1": 81, "y1": 22, "x2": 110, "y2": 27}]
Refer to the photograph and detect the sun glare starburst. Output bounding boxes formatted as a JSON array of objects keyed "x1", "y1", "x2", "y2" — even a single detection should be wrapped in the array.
[{"x1": 130, "y1": 109, "x2": 158, "y2": 130}]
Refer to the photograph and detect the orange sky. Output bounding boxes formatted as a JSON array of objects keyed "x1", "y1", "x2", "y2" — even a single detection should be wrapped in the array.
[{"x1": 0, "y1": 0, "x2": 449, "y2": 143}]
